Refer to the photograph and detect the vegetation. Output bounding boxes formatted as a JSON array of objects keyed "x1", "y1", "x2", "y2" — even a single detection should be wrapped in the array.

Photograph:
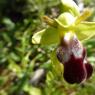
[{"x1": 0, "y1": 0, "x2": 95, "y2": 95}]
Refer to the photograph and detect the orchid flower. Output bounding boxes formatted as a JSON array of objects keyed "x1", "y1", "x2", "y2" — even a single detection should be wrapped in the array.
[{"x1": 32, "y1": 0, "x2": 95, "y2": 84}]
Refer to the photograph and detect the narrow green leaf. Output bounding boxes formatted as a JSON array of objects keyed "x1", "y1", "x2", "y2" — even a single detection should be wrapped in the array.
[
  {"x1": 60, "y1": 0, "x2": 80, "y2": 16},
  {"x1": 32, "y1": 29, "x2": 45, "y2": 44},
  {"x1": 75, "y1": 22, "x2": 95, "y2": 41}
]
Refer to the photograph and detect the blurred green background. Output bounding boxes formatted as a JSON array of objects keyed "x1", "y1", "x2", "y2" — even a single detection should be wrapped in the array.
[{"x1": 0, "y1": 0, "x2": 95, "y2": 95}]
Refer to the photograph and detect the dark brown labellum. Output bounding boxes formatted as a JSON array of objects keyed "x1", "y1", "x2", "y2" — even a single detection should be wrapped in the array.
[
  {"x1": 56, "y1": 33, "x2": 93, "y2": 84},
  {"x1": 63, "y1": 54, "x2": 87, "y2": 83},
  {"x1": 85, "y1": 63, "x2": 93, "y2": 79}
]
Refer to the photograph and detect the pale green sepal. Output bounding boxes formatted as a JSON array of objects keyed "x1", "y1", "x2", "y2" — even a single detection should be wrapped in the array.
[
  {"x1": 41, "y1": 27, "x2": 60, "y2": 45},
  {"x1": 55, "y1": 12, "x2": 75, "y2": 28},
  {"x1": 75, "y1": 22, "x2": 95, "y2": 41},
  {"x1": 32, "y1": 29, "x2": 46, "y2": 44},
  {"x1": 61, "y1": 0, "x2": 80, "y2": 16}
]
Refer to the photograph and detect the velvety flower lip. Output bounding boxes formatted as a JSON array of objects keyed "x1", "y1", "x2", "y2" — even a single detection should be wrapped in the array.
[
  {"x1": 85, "y1": 62, "x2": 93, "y2": 79},
  {"x1": 63, "y1": 54, "x2": 87, "y2": 84},
  {"x1": 57, "y1": 45, "x2": 93, "y2": 84},
  {"x1": 56, "y1": 33, "x2": 93, "y2": 84},
  {"x1": 82, "y1": 48, "x2": 93, "y2": 79},
  {"x1": 57, "y1": 32, "x2": 84, "y2": 63}
]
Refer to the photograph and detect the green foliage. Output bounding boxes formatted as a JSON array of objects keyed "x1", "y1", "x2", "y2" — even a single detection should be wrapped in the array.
[{"x1": 0, "y1": 0, "x2": 95, "y2": 95}]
